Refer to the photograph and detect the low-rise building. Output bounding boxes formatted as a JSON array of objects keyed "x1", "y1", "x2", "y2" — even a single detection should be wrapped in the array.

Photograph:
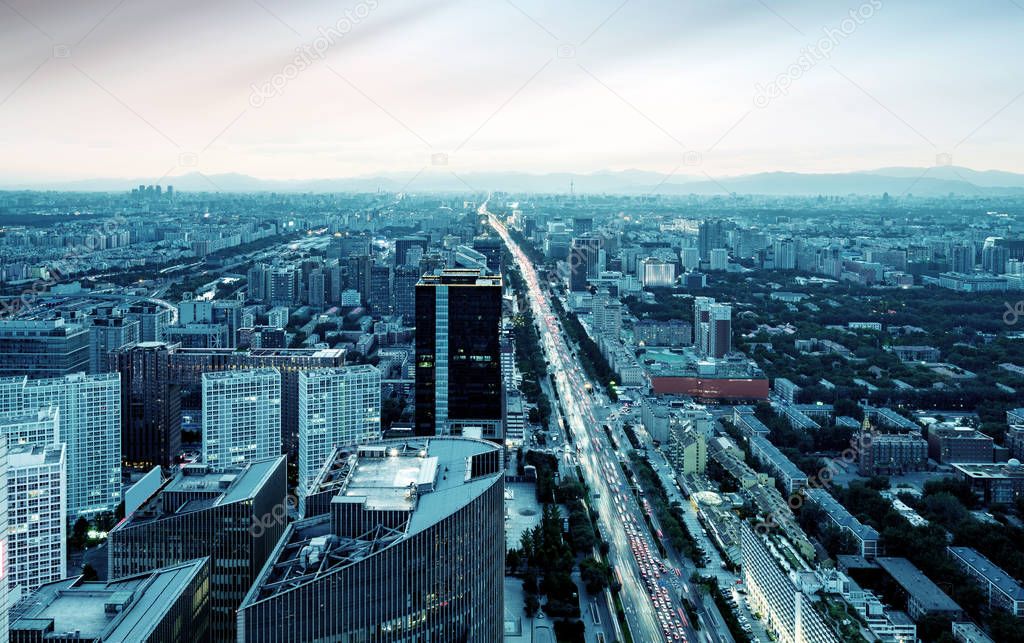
[
  {"x1": 804, "y1": 487, "x2": 879, "y2": 558},
  {"x1": 947, "y1": 546, "x2": 1024, "y2": 617},
  {"x1": 876, "y1": 557, "x2": 964, "y2": 621},
  {"x1": 953, "y1": 460, "x2": 1024, "y2": 504},
  {"x1": 927, "y1": 425, "x2": 994, "y2": 464}
]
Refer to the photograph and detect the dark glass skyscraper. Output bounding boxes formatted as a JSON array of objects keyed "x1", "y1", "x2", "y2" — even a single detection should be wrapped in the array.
[
  {"x1": 113, "y1": 341, "x2": 182, "y2": 470},
  {"x1": 415, "y1": 269, "x2": 503, "y2": 440}
]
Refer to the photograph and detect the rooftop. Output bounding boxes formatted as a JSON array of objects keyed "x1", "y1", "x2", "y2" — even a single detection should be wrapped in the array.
[
  {"x1": 876, "y1": 557, "x2": 962, "y2": 613},
  {"x1": 953, "y1": 461, "x2": 1024, "y2": 480},
  {"x1": 243, "y1": 437, "x2": 502, "y2": 607},
  {"x1": 10, "y1": 559, "x2": 208, "y2": 641},
  {"x1": 805, "y1": 487, "x2": 880, "y2": 541},
  {"x1": 948, "y1": 546, "x2": 1024, "y2": 600},
  {"x1": 118, "y1": 457, "x2": 284, "y2": 527}
]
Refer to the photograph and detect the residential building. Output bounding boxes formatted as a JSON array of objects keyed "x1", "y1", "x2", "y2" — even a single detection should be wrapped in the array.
[
  {"x1": 927, "y1": 425, "x2": 994, "y2": 464},
  {"x1": 640, "y1": 257, "x2": 676, "y2": 288},
  {"x1": 3, "y1": 373, "x2": 120, "y2": 516},
  {"x1": 239, "y1": 438, "x2": 504, "y2": 642},
  {"x1": 741, "y1": 525, "x2": 839, "y2": 643},
  {"x1": 202, "y1": 368, "x2": 281, "y2": 468},
  {"x1": 948, "y1": 546, "x2": 1024, "y2": 617},
  {"x1": 749, "y1": 436, "x2": 807, "y2": 494},
  {"x1": 6, "y1": 443, "x2": 65, "y2": 598},
  {"x1": 876, "y1": 557, "x2": 964, "y2": 621},
  {"x1": 804, "y1": 487, "x2": 880, "y2": 558},
  {"x1": 297, "y1": 365, "x2": 382, "y2": 514},
  {"x1": 859, "y1": 431, "x2": 928, "y2": 476}
]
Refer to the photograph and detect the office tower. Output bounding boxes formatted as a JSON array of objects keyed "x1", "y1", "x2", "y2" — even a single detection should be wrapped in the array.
[
  {"x1": 114, "y1": 342, "x2": 182, "y2": 470},
  {"x1": 9, "y1": 559, "x2": 211, "y2": 642},
  {"x1": 331, "y1": 234, "x2": 372, "y2": 261},
  {"x1": 472, "y1": 237, "x2": 503, "y2": 273},
  {"x1": 415, "y1": 269, "x2": 503, "y2": 439},
  {"x1": 202, "y1": 368, "x2": 281, "y2": 468},
  {"x1": 239, "y1": 438, "x2": 504, "y2": 642},
  {"x1": 395, "y1": 236, "x2": 429, "y2": 266},
  {"x1": 297, "y1": 365, "x2": 381, "y2": 514},
  {"x1": 108, "y1": 457, "x2": 285, "y2": 640},
  {"x1": 680, "y1": 247, "x2": 700, "y2": 271},
  {"x1": 454, "y1": 244, "x2": 489, "y2": 271},
  {"x1": 248, "y1": 263, "x2": 269, "y2": 303},
  {"x1": 88, "y1": 315, "x2": 140, "y2": 374},
  {"x1": 592, "y1": 290, "x2": 623, "y2": 337},
  {"x1": 951, "y1": 244, "x2": 974, "y2": 274},
  {"x1": 982, "y1": 244, "x2": 1009, "y2": 274},
  {"x1": 0, "y1": 436, "x2": 7, "y2": 642},
  {"x1": 3, "y1": 373, "x2": 120, "y2": 516},
  {"x1": 709, "y1": 248, "x2": 729, "y2": 271},
  {"x1": 0, "y1": 319, "x2": 89, "y2": 379},
  {"x1": 640, "y1": 258, "x2": 676, "y2": 287},
  {"x1": 568, "y1": 236, "x2": 601, "y2": 291},
  {"x1": 0, "y1": 406, "x2": 60, "y2": 448},
  {"x1": 269, "y1": 266, "x2": 299, "y2": 306},
  {"x1": 698, "y1": 219, "x2": 726, "y2": 261},
  {"x1": 177, "y1": 298, "x2": 242, "y2": 348},
  {"x1": 267, "y1": 306, "x2": 289, "y2": 329},
  {"x1": 308, "y1": 268, "x2": 326, "y2": 310},
  {"x1": 122, "y1": 301, "x2": 173, "y2": 342},
  {"x1": 393, "y1": 264, "x2": 420, "y2": 323},
  {"x1": 773, "y1": 238, "x2": 797, "y2": 270},
  {"x1": 418, "y1": 252, "x2": 446, "y2": 278},
  {"x1": 573, "y1": 216, "x2": 593, "y2": 235},
  {"x1": 369, "y1": 263, "x2": 392, "y2": 314},
  {"x1": 346, "y1": 255, "x2": 373, "y2": 305},
  {"x1": 694, "y1": 297, "x2": 732, "y2": 358},
  {"x1": 164, "y1": 322, "x2": 229, "y2": 349},
  {"x1": 6, "y1": 443, "x2": 66, "y2": 598}
]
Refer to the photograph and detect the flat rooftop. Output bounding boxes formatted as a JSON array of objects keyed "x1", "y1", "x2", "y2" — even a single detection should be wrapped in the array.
[
  {"x1": 121, "y1": 457, "x2": 284, "y2": 526},
  {"x1": 953, "y1": 462, "x2": 1024, "y2": 480},
  {"x1": 11, "y1": 559, "x2": 207, "y2": 640},
  {"x1": 948, "y1": 546, "x2": 1024, "y2": 600},
  {"x1": 244, "y1": 437, "x2": 502, "y2": 606},
  {"x1": 876, "y1": 557, "x2": 962, "y2": 613}
]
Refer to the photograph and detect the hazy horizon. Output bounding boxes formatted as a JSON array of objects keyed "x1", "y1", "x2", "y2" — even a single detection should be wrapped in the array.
[{"x1": 2, "y1": 0, "x2": 1022, "y2": 183}]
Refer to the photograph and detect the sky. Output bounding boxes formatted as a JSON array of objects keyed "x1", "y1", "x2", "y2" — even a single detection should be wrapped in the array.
[{"x1": 0, "y1": 0, "x2": 1022, "y2": 184}]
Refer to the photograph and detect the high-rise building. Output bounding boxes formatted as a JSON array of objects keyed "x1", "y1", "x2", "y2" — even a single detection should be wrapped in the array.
[
  {"x1": 307, "y1": 268, "x2": 327, "y2": 310},
  {"x1": 0, "y1": 319, "x2": 90, "y2": 379},
  {"x1": 694, "y1": 297, "x2": 732, "y2": 358},
  {"x1": 568, "y1": 236, "x2": 601, "y2": 291},
  {"x1": 88, "y1": 315, "x2": 140, "y2": 374},
  {"x1": 0, "y1": 406, "x2": 60, "y2": 448},
  {"x1": 395, "y1": 236, "x2": 429, "y2": 266},
  {"x1": 202, "y1": 368, "x2": 281, "y2": 468},
  {"x1": 415, "y1": 269, "x2": 503, "y2": 440},
  {"x1": 108, "y1": 457, "x2": 286, "y2": 641},
  {"x1": 393, "y1": 264, "x2": 421, "y2": 323},
  {"x1": 709, "y1": 248, "x2": 729, "y2": 271},
  {"x1": 248, "y1": 263, "x2": 270, "y2": 303},
  {"x1": 10, "y1": 559, "x2": 211, "y2": 642},
  {"x1": 680, "y1": 247, "x2": 700, "y2": 271},
  {"x1": 297, "y1": 365, "x2": 381, "y2": 514},
  {"x1": 269, "y1": 266, "x2": 299, "y2": 306},
  {"x1": 239, "y1": 438, "x2": 504, "y2": 642},
  {"x1": 6, "y1": 443, "x2": 65, "y2": 598},
  {"x1": 0, "y1": 435, "x2": 8, "y2": 641},
  {"x1": 2, "y1": 373, "x2": 120, "y2": 516},
  {"x1": 592, "y1": 290, "x2": 623, "y2": 337},
  {"x1": 369, "y1": 263, "x2": 392, "y2": 314},
  {"x1": 951, "y1": 244, "x2": 975, "y2": 274},
  {"x1": 114, "y1": 342, "x2": 182, "y2": 470},
  {"x1": 698, "y1": 219, "x2": 726, "y2": 262},
  {"x1": 122, "y1": 302, "x2": 173, "y2": 343},
  {"x1": 773, "y1": 238, "x2": 797, "y2": 270},
  {"x1": 346, "y1": 255, "x2": 373, "y2": 304},
  {"x1": 640, "y1": 258, "x2": 676, "y2": 288},
  {"x1": 167, "y1": 346, "x2": 345, "y2": 456}
]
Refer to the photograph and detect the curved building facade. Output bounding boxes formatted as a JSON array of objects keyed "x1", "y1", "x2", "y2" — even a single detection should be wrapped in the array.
[{"x1": 238, "y1": 437, "x2": 504, "y2": 642}]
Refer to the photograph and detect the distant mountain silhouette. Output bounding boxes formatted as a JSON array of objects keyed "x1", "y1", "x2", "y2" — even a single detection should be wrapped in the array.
[{"x1": 5, "y1": 166, "x2": 1023, "y2": 196}]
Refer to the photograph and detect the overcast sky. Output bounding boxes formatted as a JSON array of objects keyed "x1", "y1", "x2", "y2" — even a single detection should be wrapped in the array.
[{"x1": 1, "y1": 0, "x2": 1022, "y2": 182}]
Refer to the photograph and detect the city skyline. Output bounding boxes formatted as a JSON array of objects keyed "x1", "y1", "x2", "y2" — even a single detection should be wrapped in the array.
[{"x1": 1, "y1": 0, "x2": 1023, "y2": 184}]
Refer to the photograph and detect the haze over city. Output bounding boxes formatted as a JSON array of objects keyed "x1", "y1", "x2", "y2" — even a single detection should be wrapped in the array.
[{"x1": 1, "y1": 0, "x2": 1023, "y2": 184}]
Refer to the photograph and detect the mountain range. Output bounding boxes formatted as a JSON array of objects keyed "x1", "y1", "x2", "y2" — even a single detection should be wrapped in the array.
[{"x1": 4, "y1": 166, "x2": 1024, "y2": 196}]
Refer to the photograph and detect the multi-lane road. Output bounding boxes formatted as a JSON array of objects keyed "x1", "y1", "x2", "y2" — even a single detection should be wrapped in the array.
[{"x1": 490, "y1": 208, "x2": 697, "y2": 642}]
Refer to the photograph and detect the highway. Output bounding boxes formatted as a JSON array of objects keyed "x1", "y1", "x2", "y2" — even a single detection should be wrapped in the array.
[{"x1": 489, "y1": 207, "x2": 692, "y2": 642}]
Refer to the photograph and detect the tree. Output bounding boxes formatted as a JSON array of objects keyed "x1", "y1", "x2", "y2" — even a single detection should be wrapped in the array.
[
  {"x1": 579, "y1": 557, "x2": 611, "y2": 594},
  {"x1": 71, "y1": 516, "x2": 90, "y2": 549},
  {"x1": 80, "y1": 563, "x2": 98, "y2": 581}
]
